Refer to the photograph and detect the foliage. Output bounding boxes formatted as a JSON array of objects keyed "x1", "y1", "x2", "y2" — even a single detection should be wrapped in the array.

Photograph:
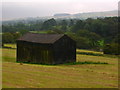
[
  {"x1": 60, "y1": 20, "x2": 68, "y2": 31},
  {"x1": 104, "y1": 43, "x2": 120, "y2": 55},
  {"x1": 76, "y1": 36, "x2": 90, "y2": 49},
  {"x1": 76, "y1": 30, "x2": 102, "y2": 49},
  {"x1": 72, "y1": 20, "x2": 85, "y2": 32},
  {"x1": 41, "y1": 18, "x2": 57, "y2": 30},
  {"x1": 19, "y1": 29, "x2": 29, "y2": 35},
  {"x1": 2, "y1": 17, "x2": 119, "y2": 51},
  {"x1": 2, "y1": 32, "x2": 21, "y2": 44},
  {"x1": 2, "y1": 33, "x2": 14, "y2": 43}
]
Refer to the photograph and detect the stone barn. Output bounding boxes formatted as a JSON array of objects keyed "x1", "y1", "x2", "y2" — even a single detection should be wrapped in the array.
[{"x1": 17, "y1": 33, "x2": 76, "y2": 64}]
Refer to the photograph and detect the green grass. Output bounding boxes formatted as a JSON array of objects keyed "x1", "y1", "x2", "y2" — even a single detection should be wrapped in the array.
[
  {"x1": 2, "y1": 48, "x2": 16, "y2": 63},
  {"x1": 77, "y1": 49, "x2": 103, "y2": 54},
  {"x1": 4, "y1": 44, "x2": 16, "y2": 49},
  {"x1": 1, "y1": 44, "x2": 118, "y2": 88},
  {"x1": 29, "y1": 31, "x2": 47, "y2": 34}
]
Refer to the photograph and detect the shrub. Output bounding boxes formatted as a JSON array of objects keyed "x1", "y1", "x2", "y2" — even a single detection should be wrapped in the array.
[
  {"x1": 103, "y1": 43, "x2": 120, "y2": 55},
  {"x1": 77, "y1": 52, "x2": 103, "y2": 56}
]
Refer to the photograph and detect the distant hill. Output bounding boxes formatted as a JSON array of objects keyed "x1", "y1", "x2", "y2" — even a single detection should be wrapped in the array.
[
  {"x1": 54, "y1": 13, "x2": 71, "y2": 17},
  {"x1": 2, "y1": 10, "x2": 118, "y2": 23},
  {"x1": 73, "y1": 10, "x2": 118, "y2": 19},
  {"x1": 53, "y1": 10, "x2": 118, "y2": 19}
]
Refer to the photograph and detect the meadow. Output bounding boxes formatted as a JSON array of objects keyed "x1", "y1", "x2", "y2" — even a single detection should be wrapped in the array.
[{"x1": 1, "y1": 44, "x2": 118, "y2": 88}]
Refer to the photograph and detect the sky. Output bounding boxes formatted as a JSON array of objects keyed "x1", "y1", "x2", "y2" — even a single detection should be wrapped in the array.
[{"x1": 1, "y1": 0, "x2": 119, "y2": 21}]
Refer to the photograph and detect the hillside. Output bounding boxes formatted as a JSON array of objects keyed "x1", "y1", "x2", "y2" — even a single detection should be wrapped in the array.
[
  {"x1": 54, "y1": 13, "x2": 71, "y2": 17},
  {"x1": 53, "y1": 10, "x2": 118, "y2": 19}
]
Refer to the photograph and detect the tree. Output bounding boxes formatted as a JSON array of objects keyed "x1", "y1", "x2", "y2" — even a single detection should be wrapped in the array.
[
  {"x1": 2, "y1": 33, "x2": 14, "y2": 43},
  {"x1": 76, "y1": 37, "x2": 90, "y2": 49},
  {"x1": 113, "y1": 34, "x2": 120, "y2": 44},
  {"x1": 69, "y1": 19, "x2": 74, "y2": 26},
  {"x1": 12, "y1": 32, "x2": 21, "y2": 42},
  {"x1": 96, "y1": 39, "x2": 104, "y2": 50},
  {"x1": 72, "y1": 20, "x2": 85, "y2": 32},
  {"x1": 60, "y1": 20, "x2": 68, "y2": 31},
  {"x1": 84, "y1": 24, "x2": 90, "y2": 30},
  {"x1": 104, "y1": 43, "x2": 120, "y2": 55},
  {"x1": 19, "y1": 30, "x2": 29, "y2": 35},
  {"x1": 2, "y1": 32, "x2": 21, "y2": 44},
  {"x1": 66, "y1": 32, "x2": 90, "y2": 49},
  {"x1": 76, "y1": 30, "x2": 102, "y2": 49},
  {"x1": 41, "y1": 18, "x2": 57, "y2": 30}
]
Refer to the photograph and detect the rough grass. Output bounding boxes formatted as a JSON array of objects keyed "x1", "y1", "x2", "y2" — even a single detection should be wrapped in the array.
[{"x1": 1, "y1": 45, "x2": 118, "y2": 88}]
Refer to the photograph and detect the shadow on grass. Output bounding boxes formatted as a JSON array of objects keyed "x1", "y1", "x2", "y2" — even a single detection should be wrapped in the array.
[
  {"x1": 77, "y1": 51, "x2": 119, "y2": 58},
  {"x1": 2, "y1": 46, "x2": 16, "y2": 49},
  {"x1": 63, "y1": 61, "x2": 108, "y2": 65},
  {"x1": 77, "y1": 52, "x2": 103, "y2": 56},
  {"x1": 17, "y1": 61, "x2": 108, "y2": 66}
]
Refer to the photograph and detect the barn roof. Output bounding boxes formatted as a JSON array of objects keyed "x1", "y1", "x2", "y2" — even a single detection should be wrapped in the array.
[{"x1": 17, "y1": 33, "x2": 65, "y2": 44}]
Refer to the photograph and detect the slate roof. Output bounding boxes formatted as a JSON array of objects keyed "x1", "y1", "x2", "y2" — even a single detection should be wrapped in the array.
[{"x1": 17, "y1": 33, "x2": 64, "y2": 44}]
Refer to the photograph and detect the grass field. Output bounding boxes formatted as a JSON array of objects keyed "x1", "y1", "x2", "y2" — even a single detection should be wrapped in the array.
[{"x1": 1, "y1": 44, "x2": 118, "y2": 88}]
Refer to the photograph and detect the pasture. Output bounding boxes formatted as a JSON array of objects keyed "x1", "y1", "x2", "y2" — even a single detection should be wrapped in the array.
[{"x1": 1, "y1": 44, "x2": 118, "y2": 88}]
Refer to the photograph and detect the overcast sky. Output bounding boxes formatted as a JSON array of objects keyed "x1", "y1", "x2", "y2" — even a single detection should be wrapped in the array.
[{"x1": 1, "y1": 0, "x2": 119, "y2": 21}]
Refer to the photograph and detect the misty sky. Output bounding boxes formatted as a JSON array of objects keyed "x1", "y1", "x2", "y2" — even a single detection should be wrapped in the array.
[{"x1": 1, "y1": 0, "x2": 119, "y2": 21}]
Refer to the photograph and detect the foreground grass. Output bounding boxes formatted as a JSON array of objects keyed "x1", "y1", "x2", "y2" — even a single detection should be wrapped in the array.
[
  {"x1": 3, "y1": 62, "x2": 118, "y2": 88},
  {"x1": 1, "y1": 48, "x2": 118, "y2": 88}
]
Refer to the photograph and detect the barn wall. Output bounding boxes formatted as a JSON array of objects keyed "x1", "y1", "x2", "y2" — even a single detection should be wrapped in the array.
[
  {"x1": 53, "y1": 35, "x2": 76, "y2": 64},
  {"x1": 17, "y1": 41, "x2": 54, "y2": 64}
]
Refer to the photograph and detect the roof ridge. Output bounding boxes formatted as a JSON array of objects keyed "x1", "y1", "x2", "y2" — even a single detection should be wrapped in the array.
[
  {"x1": 17, "y1": 33, "x2": 65, "y2": 44},
  {"x1": 28, "y1": 32, "x2": 64, "y2": 35}
]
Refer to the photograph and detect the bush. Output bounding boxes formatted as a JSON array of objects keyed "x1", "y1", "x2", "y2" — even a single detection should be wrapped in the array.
[
  {"x1": 77, "y1": 52, "x2": 103, "y2": 56},
  {"x1": 103, "y1": 43, "x2": 120, "y2": 55},
  {"x1": 2, "y1": 32, "x2": 21, "y2": 44}
]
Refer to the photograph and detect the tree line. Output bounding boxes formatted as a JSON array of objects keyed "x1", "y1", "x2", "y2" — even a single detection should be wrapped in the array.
[{"x1": 2, "y1": 17, "x2": 119, "y2": 54}]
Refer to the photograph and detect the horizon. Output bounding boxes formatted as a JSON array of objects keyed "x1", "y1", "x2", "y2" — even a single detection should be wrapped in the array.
[
  {"x1": 2, "y1": 9, "x2": 118, "y2": 22},
  {"x1": 1, "y1": 0, "x2": 119, "y2": 21}
]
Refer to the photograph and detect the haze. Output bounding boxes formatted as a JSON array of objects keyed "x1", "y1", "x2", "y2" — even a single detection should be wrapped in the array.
[{"x1": 1, "y1": 0, "x2": 119, "y2": 21}]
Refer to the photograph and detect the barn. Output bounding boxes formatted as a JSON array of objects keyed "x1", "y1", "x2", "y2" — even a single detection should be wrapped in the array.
[{"x1": 17, "y1": 33, "x2": 76, "y2": 64}]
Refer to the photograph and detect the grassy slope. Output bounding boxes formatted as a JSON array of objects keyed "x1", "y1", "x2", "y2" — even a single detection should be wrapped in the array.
[{"x1": 1, "y1": 47, "x2": 118, "y2": 88}]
